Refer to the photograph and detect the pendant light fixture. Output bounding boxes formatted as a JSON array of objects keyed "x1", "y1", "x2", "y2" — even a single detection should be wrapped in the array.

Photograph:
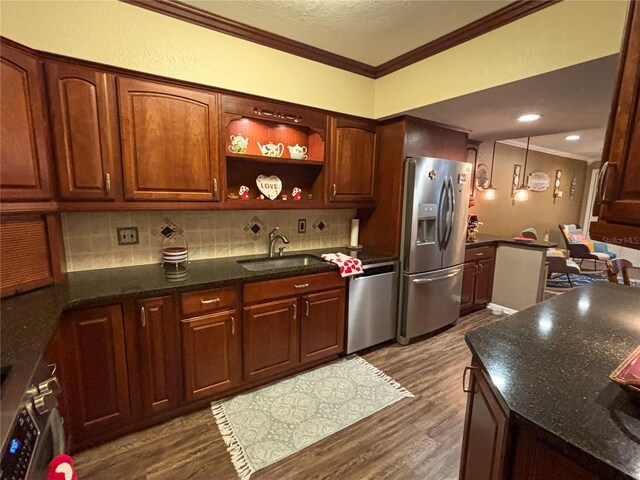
[
  {"x1": 484, "y1": 141, "x2": 498, "y2": 200},
  {"x1": 514, "y1": 137, "x2": 531, "y2": 202}
]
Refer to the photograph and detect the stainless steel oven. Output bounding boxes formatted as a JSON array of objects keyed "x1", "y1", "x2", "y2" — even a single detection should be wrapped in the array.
[{"x1": 1, "y1": 359, "x2": 64, "y2": 480}]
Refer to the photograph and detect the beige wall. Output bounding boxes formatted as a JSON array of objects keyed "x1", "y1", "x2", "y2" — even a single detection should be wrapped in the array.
[
  {"x1": 1, "y1": 0, "x2": 628, "y2": 119},
  {"x1": 0, "y1": 0, "x2": 375, "y2": 117},
  {"x1": 470, "y1": 143, "x2": 588, "y2": 244},
  {"x1": 62, "y1": 209, "x2": 354, "y2": 272},
  {"x1": 374, "y1": 1, "x2": 628, "y2": 118}
]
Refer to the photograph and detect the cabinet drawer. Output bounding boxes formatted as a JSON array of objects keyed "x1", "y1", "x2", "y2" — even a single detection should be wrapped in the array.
[
  {"x1": 180, "y1": 287, "x2": 237, "y2": 318},
  {"x1": 244, "y1": 272, "x2": 345, "y2": 304},
  {"x1": 465, "y1": 246, "x2": 495, "y2": 262}
]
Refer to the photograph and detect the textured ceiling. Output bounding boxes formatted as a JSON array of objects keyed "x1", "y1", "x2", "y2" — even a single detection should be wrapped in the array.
[
  {"x1": 183, "y1": 0, "x2": 511, "y2": 65},
  {"x1": 406, "y1": 54, "x2": 620, "y2": 155}
]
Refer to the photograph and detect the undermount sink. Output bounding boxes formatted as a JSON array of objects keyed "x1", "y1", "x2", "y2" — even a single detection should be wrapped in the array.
[{"x1": 238, "y1": 254, "x2": 326, "y2": 272}]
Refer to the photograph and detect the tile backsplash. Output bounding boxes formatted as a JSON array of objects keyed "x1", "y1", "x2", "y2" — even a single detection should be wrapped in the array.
[{"x1": 62, "y1": 209, "x2": 355, "y2": 272}]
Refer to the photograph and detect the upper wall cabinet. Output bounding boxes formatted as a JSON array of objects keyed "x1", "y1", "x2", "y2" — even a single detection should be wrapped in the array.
[
  {"x1": 591, "y1": 2, "x2": 640, "y2": 248},
  {"x1": 46, "y1": 62, "x2": 119, "y2": 201},
  {"x1": 0, "y1": 46, "x2": 52, "y2": 201},
  {"x1": 327, "y1": 116, "x2": 376, "y2": 203},
  {"x1": 118, "y1": 78, "x2": 220, "y2": 201}
]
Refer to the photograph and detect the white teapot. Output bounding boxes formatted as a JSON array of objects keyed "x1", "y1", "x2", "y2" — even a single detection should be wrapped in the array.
[
  {"x1": 257, "y1": 142, "x2": 284, "y2": 158},
  {"x1": 228, "y1": 134, "x2": 249, "y2": 154},
  {"x1": 287, "y1": 144, "x2": 308, "y2": 160}
]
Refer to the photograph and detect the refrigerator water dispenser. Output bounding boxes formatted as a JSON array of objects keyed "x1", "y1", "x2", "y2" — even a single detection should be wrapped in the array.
[{"x1": 416, "y1": 203, "x2": 438, "y2": 245}]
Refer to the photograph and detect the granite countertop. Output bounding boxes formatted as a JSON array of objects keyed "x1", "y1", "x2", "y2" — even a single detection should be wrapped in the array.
[
  {"x1": 466, "y1": 232, "x2": 558, "y2": 249},
  {"x1": 1, "y1": 246, "x2": 395, "y2": 369},
  {"x1": 466, "y1": 282, "x2": 640, "y2": 479}
]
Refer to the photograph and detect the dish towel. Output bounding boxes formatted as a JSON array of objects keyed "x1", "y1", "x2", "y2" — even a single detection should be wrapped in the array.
[{"x1": 321, "y1": 253, "x2": 363, "y2": 277}]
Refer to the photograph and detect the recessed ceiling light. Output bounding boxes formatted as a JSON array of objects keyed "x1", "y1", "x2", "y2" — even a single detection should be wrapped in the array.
[
  {"x1": 517, "y1": 113, "x2": 542, "y2": 122},
  {"x1": 565, "y1": 134, "x2": 581, "y2": 141}
]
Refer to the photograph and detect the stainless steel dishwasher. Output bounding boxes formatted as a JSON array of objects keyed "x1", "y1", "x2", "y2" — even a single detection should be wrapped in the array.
[{"x1": 347, "y1": 261, "x2": 398, "y2": 354}]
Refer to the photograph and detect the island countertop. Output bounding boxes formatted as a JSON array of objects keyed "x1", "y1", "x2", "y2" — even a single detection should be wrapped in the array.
[{"x1": 466, "y1": 282, "x2": 640, "y2": 479}]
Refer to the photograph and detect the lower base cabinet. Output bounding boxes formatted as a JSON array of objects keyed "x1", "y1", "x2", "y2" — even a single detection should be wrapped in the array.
[
  {"x1": 459, "y1": 363, "x2": 509, "y2": 480},
  {"x1": 51, "y1": 272, "x2": 346, "y2": 452},
  {"x1": 58, "y1": 305, "x2": 132, "y2": 446},
  {"x1": 128, "y1": 296, "x2": 181, "y2": 417},
  {"x1": 181, "y1": 309, "x2": 242, "y2": 401},
  {"x1": 243, "y1": 297, "x2": 299, "y2": 382},
  {"x1": 300, "y1": 289, "x2": 345, "y2": 364},
  {"x1": 460, "y1": 247, "x2": 496, "y2": 315},
  {"x1": 460, "y1": 359, "x2": 611, "y2": 480}
]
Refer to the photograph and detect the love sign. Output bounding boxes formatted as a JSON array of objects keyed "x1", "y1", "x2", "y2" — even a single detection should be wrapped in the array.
[{"x1": 256, "y1": 175, "x2": 282, "y2": 200}]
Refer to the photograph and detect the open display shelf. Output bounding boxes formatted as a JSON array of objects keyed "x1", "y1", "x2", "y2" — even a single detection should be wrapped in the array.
[
  {"x1": 225, "y1": 157, "x2": 325, "y2": 205},
  {"x1": 226, "y1": 153, "x2": 324, "y2": 166},
  {"x1": 225, "y1": 117, "x2": 325, "y2": 162}
]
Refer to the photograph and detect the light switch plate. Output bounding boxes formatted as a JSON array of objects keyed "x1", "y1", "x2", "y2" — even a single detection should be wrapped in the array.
[
  {"x1": 117, "y1": 227, "x2": 139, "y2": 245},
  {"x1": 298, "y1": 219, "x2": 306, "y2": 234}
]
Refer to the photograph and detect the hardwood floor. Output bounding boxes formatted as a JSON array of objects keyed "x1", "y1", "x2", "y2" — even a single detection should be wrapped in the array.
[{"x1": 74, "y1": 309, "x2": 500, "y2": 480}]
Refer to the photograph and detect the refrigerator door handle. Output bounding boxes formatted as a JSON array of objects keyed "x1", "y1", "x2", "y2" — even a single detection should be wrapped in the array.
[
  {"x1": 437, "y1": 179, "x2": 447, "y2": 250},
  {"x1": 445, "y1": 177, "x2": 456, "y2": 249},
  {"x1": 412, "y1": 270, "x2": 461, "y2": 284}
]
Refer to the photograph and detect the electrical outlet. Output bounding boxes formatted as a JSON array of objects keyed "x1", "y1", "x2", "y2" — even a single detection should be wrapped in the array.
[
  {"x1": 298, "y1": 219, "x2": 306, "y2": 234},
  {"x1": 117, "y1": 227, "x2": 139, "y2": 245}
]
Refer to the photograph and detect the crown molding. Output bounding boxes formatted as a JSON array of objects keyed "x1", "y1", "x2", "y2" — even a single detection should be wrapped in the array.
[
  {"x1": 375, "y1": 0, "x2": 561, "y2": 77},
  {"x1": 499, "y1": 139, "x2": 600, "y2": 162},
  {"x1": 120, "y1": 0, "x2": 561, "y2": 79}
]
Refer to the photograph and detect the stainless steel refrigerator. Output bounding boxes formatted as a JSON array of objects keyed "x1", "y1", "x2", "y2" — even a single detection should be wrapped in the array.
[{"x1": 397, "y1": 156, "x2": 472, "y2": 344}]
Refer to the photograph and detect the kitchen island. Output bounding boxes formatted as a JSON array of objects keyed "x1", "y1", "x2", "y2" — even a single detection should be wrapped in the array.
[{"x1": 461, "y1": 282, "x2": 640, "y2": 479}]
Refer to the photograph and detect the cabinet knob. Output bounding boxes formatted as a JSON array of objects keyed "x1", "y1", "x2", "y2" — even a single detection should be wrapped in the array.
[
  {"x1": 33, "y1": 390, "x2": 57, "y2": 415},
  {"x1": 141, "y1": 306, "x2": 146, "y2": 328},
  {"x1": 291, "y1": 302, "x2": 297, "y2": 319},
  {"x1": 294, "y1": 283, "x2": 310, "y2": 289},
  {"x1": 230, "y1": 316, "x2": 235, "y2": 335},
  {"x1": 475, "y1": 252, "x2": 484, "y2": 256},
  {"x1": 105, "y1": 173, "x2": 111, "y2": 193},
  {"x1": 213, "y1": 178, "x2": 218, "y2": 197},
  {"x1": 332, "y1": 184, "x2": 337, "y2": 197},
  {"x1": 305, "y1": 300, "x2": 310, "y2": 317}
]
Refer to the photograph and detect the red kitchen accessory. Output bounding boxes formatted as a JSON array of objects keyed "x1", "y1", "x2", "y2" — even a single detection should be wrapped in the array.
[
  {"x1": 321, "y1": 253, "x2": 363, "y2": 278},
  {"x1": 610, "y1": 345, "x2": 640, "y2": 396},
  {"x1": 47, "y1": 453, "x2": 78, "y2": 480}
]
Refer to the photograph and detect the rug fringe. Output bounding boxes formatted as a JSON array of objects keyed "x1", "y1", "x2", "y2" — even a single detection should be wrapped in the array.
[
  {"x1": 211, "y1": 402, "x2": 254, "y2": 479},
  {"x1": 351, "y1": 355, "x2": 415, "y2": 398}
]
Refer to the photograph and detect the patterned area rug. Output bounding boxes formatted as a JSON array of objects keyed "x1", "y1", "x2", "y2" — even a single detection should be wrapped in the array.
[
  {"x1": 546, "y1": 272, "x2": 640, "y2": 290},
  {"x1": 211, "y1": 355, "x2": 414, "y2": 479}
]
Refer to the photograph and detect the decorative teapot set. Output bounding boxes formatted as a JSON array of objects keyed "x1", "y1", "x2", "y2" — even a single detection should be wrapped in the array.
[{"x1": 228, "y1": 134, "x2": 308, "y2": 160}]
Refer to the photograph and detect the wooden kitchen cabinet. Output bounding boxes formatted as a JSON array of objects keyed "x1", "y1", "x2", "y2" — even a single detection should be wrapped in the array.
[
  {"x1": 242, "y1": 297, "x2": 299, "y2": 382},
  {"x1": 590, "y1": 2, "x2": 640, "y2": 249},
  {"x1": 181, "y1": 309, "x2": 242, "y2": 402},
  {"x1": 127, "y1": 296, "x2": 181, "y2": 417},
  {"x1": 328, "y1": 116, "x2": 377, "y2": 203},
  {"x1": 0, "y1": 44, "x2": 52, "y2": 201},
  {"x1": 459, "y1": 364, "x2": 509, "y2": 480},
  {"x1": 243, "y1": 272, "x2": 346, "y2": 381},
  {"x1": 58, "y1": 305, "x2": 131, "y2": 444},
  {"x1": 460, "y1": 246, "x2": 495, "y2": 316},
  {"x1": 45, "y1": 62, "x2": 120, "y2": 200},
  {"x1": 300, "y1": 289, "x2": 345, "y2": 364},
  {"x1": 460, "y1": 262, "x2": 476, "y2": 312},
  {"x1": 117, "y1": 77, "x2": 220, "y2": 201}
]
